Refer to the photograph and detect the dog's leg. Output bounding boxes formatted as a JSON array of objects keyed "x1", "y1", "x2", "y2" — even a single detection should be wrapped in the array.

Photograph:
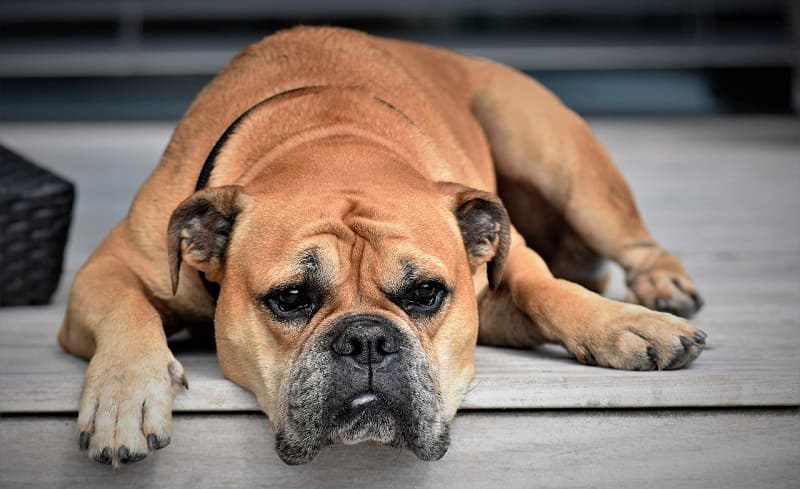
[
  {"x1": 479, "y1": 234, "x2": 705, "y2": 369},
  {"x1": 58, "y1": 251, "x2": 187, "y2": 467},
  {"x1": 470, "y1": 63, "x2": 703, "y2": 318},
  {"x1": 495, "y1": 177, "x2": 611, "y2": 295}
]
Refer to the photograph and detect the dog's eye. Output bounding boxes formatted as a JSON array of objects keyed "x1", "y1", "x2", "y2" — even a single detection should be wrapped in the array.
[
  {"x1": 401, "y1": 281, "x2": 447, "y2": 317},
  {"x1": 275, "y1": 288, "x2": 308, "y2": 310},
  {"x1": 410, "y1": 282, "x2": 439, "y2": 305},
  {"x1": 264, "y1": 286, "x2": 314, "y2": 320}
]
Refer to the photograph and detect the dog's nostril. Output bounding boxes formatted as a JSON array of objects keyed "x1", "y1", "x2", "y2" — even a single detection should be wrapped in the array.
[
  {"x1": 335, "y1": 337, "x2": 361, "y2": 356},
  {"x1": 377, "y1": 337, "x2": 398, "y2": 355}
]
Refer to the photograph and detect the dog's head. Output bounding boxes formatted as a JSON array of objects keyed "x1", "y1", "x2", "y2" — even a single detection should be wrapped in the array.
[{"x1": 167, "y1": 141, "x2": 509, "y2": 464}]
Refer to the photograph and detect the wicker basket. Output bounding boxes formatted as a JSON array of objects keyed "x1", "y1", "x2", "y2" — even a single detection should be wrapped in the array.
[{"x1": 0, "y1": 145, "x2": 75, "y2": 306}]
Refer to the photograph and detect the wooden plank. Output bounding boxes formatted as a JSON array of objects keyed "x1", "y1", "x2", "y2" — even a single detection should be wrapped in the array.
[
  {"x1": 1, "y1": 410, "x2": 798, "y2": 489},
  {"x1": 2, "y1": 313, "x2": 797, "y2": 413},
  {"x1": 1, "y1": 120, "x2": 798, "y2": 252},
  {"x1": 598, "y1": 118, "x2": 800, "y2": 254},
  {"x1": 1, "y1": 361, "x2": 795, "y2": 413}
]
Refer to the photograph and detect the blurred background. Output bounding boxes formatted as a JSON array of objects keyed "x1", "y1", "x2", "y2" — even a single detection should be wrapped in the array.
[{"x1": 1, "y1": 0, "x2": 797, "y2": 120}]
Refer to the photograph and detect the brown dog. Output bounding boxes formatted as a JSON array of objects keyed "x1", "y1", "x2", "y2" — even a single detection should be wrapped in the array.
[{"x1": 59, "y1": 26, "x2": 705, "y2": 467}]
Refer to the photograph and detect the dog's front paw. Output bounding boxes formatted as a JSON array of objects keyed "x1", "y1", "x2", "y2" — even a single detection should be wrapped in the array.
[
  {"x1": 77, "y1": 348, "x2": 188, "y2": 467},
  {"x1": 625, "y1": 250, "x2": 703, "y2": 319},
  {"x1": 571, "y1": 305, "x2": 707, "y2": 370}
]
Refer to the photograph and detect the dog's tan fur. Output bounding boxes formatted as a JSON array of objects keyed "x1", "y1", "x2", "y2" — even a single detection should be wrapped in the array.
[{"x1": 59, "y1": 27, "x2": 704, "y2": 466}]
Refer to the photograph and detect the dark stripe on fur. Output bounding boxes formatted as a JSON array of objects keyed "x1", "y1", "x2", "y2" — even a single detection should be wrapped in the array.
[{"x1": 193, "y1": 86, "x2": 323, "y2": 300}]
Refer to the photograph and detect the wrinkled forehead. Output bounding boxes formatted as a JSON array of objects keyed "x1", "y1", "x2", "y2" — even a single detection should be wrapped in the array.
[{"x1": 231, "y1": 194, "x2": 461, "y2": 291}]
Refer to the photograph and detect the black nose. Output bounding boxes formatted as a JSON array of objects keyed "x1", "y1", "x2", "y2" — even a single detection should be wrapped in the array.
[{"x1": 331, "y1": 315, "x2": 400, "y2": 367}]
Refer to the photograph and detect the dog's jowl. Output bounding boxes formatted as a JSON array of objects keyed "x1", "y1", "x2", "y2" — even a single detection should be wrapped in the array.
[{"x1": 59, "y1": 26, "x2": 705, "y2": 467}]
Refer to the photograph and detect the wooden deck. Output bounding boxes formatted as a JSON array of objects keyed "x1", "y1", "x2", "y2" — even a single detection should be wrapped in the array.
[{"x1": 1, "y1": 117, "x2": 798, "y2": 488}]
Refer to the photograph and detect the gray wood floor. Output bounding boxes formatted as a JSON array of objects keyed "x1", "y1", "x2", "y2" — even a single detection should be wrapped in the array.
[{"x1": 1, "y1": 117, "x2": 799, "y2": 488}]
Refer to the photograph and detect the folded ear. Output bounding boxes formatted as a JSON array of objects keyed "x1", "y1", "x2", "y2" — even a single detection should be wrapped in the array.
[
  {"x1": 166, "y1": 185, "x2": 245, "y2": 295},
  {"x1": 439, "y1": 183, "x2": 511, "y2": 289}
]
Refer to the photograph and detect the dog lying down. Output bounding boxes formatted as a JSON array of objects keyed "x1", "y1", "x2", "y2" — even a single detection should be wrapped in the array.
[{"x1": 59, "y1": 26, "x2": 705, "y2": 467}]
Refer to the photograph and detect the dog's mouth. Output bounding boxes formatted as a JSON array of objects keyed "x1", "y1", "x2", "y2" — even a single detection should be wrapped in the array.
[
  {"x1": 275, "y1": 389, "x2": 450, "y2": 465},
  {"x1": 328, "y1": 391, "x2": 401, "y2": 445},
  {"x1": 273, "y1": 315, "x2": 450, "y2": 465}
]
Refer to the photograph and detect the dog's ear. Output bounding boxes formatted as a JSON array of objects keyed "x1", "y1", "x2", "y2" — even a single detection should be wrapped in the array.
[
  {"x1": 167, "y1": 185, "x2": 245, "y2": 295},
  {"x1": 439, "y1": 183, "x2": 510, "y2": 289}
]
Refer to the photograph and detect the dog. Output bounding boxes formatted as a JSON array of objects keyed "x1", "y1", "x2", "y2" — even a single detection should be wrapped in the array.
[{"x1": 58, "y1": 26, "x2": 706, "y2": 467}]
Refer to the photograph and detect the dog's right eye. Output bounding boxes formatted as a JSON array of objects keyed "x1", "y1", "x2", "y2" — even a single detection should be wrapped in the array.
[{"x1": 264, "y1": 285, "x2": 315, "y2": 321}]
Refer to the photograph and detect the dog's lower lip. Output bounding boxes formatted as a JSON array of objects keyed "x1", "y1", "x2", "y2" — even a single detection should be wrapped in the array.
[{"x1": 350, "y1": 392, "x2": 378, "y2": 409}]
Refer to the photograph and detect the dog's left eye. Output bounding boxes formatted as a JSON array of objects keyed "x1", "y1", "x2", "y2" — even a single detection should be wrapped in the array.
[
  {"x1": 264, "y1": 286, "x2": 314, "y2": 320},
  {"x1": 399, "y1": 281, "x2": 447, "y2": 317}
]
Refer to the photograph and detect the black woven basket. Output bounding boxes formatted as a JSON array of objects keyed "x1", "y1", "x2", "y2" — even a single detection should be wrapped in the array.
[{"x1": 0, "y1": 145, "x2": 75, "y2": 306}]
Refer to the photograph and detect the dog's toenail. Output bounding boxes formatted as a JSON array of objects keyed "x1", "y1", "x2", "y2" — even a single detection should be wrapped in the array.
[
  {"x1": 147, "y1": 433, "x2": 170, "y2": 450},
  {"x1": 693, "y1": 331, "x2": 707, "y2": 345},
  {"x1": 118, "y1": 446, "x2": 129, "y2": 463},
  {"x1": 646, "y1": 346, "x2": 661, "y2": 370},
  {"x1": 79, "y1": 431, "x2": 90, "y2": 450},
  {"x1": 128, "y1": 452, "x2": 147, "y2": 463},
  {"x1": 680, "y1": 336, "x2": 693, "y2": 350},
  {"x1": 168, "y1": 361, "x2": 189, "y2": 390},
  {"x1": 96, "y1": 447, "x2": 112, "y2": 465},
  {"x1": 690, "y1": 292, "x2": 704, "y2": 310}
]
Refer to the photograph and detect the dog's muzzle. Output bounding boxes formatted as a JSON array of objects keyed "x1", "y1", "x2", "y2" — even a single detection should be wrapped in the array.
[{"x1": 275, "y1": 314, "x2": 450, "y2": 464}]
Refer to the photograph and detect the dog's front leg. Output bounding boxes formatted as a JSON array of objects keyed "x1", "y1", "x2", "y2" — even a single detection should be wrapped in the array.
[
  {"x1": 59, "y1": 254, "x2": 187, "y2": 467},
  {"x1": 496, "y1": 242, "x2": 706, "y2": 370}
]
